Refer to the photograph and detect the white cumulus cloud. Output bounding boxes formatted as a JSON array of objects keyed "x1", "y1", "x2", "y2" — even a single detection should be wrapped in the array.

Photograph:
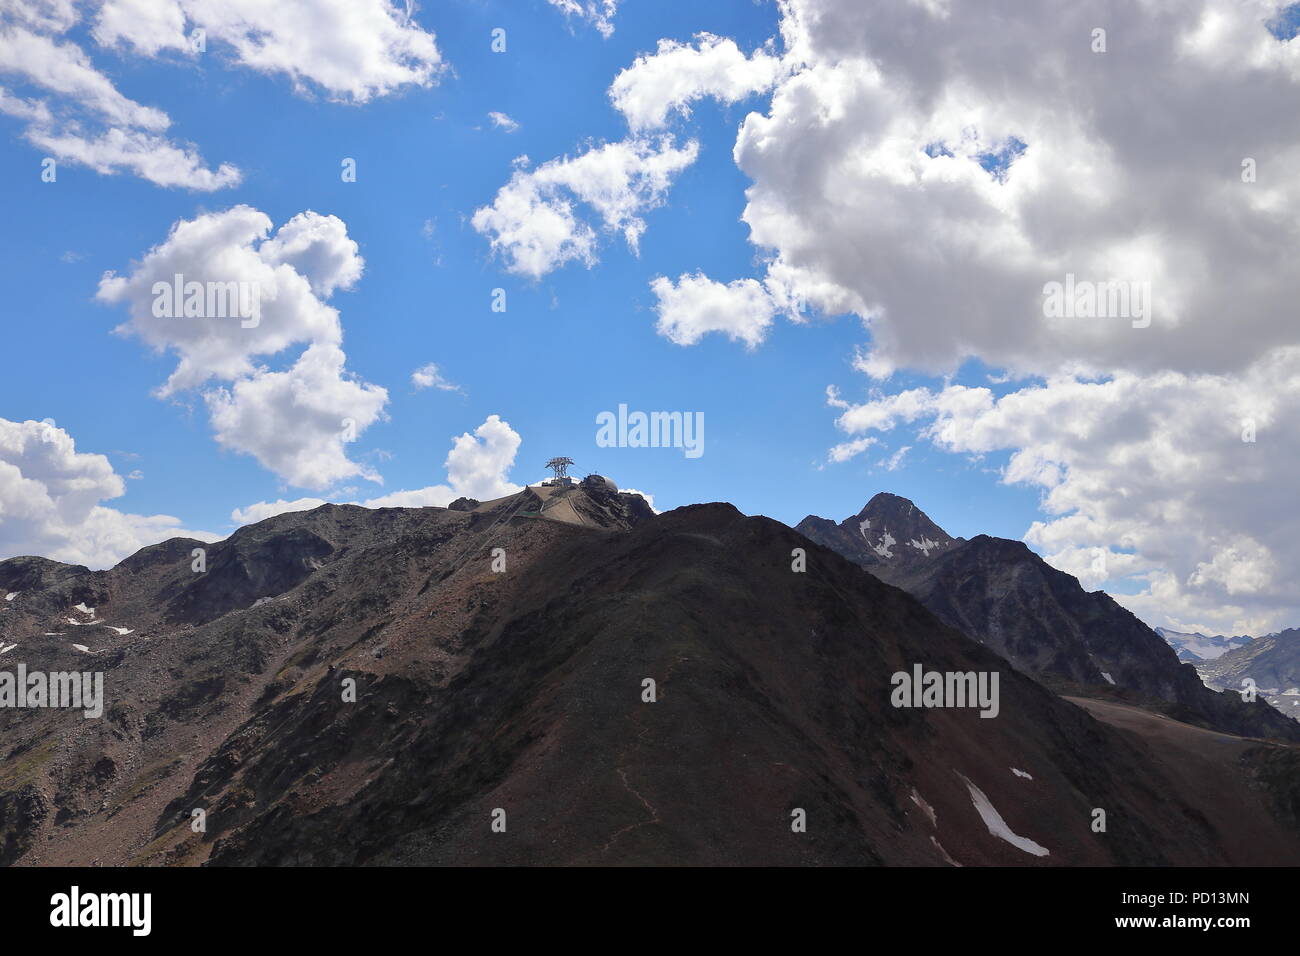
[
  {"x1": 628, "y1": 0, "x2": 1300, "y2": 632},
  {"x1": 94, "y1": 0, "x2": 445, "y2": 102},
  {"x1": 0, "y1": 418, "x2": 217, "y2": 568},
  {"x1": 228, "y1": 496, "x2": 331, "y2": 525},
  {"x1": 487, "y1": 111, "x2": 519, "y2": 132},
  {"x1": 650, "y1": 272, "x2": 777, "y2": 349},
  {"x1": 97, "y1": 206, "x2": 362, "y2": 394},
  {"x1": 205, "y1": 343, "x2": 388, "y2": 490},
  {"x1": 830, "y1": 353, "x2": 1300, "y2": 633},
  {"x1": 473, "y1": 136, "x2": 698, "y2": 278},
  {"x1": 547, "y1": 0, "x2": 617, "y2": 38},
  {"x1": 411, "y1": 362, "x2": 460, "y2": 392},
  {"x1": 233, "y1": 415, "x2": 525, "y2": 523},
  {"x1": 0, "y1": 0, "x2": 443, "y2": 188},
  {"x1": 0, "y1": 4, "x2": 238, "y2": 189},
  {"x1": 609, "y1": 32, "x2": 784, "y2": 131},
  {"x1": 98, "y1": 206, "x2": 388, "y2": 491}
]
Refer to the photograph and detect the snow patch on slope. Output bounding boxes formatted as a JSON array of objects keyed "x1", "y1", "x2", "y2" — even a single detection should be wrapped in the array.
[
  {"x1": 909, "y1": 788, "x2": 937, "y2": 826},
  {"x1": 908, "y1": 536, "x2": 943, "y2": 556},
  {"x1": 957, "y1": 772, "x2": 1049, "y2": 857},
  {"x1": 858, "y1": 518, "x2": 897, "y2": 557},
  {"x1": 931, "y1": 835, "x2": 962, "y2": 867}
]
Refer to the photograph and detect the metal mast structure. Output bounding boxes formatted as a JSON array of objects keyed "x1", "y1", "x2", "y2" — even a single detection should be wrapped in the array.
[{"x1": 544, "y1": 457, "x2": 575, "y2": 484}]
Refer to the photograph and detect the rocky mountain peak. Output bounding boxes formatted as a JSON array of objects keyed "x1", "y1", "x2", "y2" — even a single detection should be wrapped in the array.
[
  {"x1": 795, "y1": 492, "x2": 957, "y2": 570},
  {"x1": 852, "y1": 492, "x2": 955, "y2": 560}
]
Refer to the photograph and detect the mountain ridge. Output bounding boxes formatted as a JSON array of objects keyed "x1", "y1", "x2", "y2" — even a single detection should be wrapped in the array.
[
  {"x1": 2, "y1": 490, "x2": 1299, "y2": 865},
  {"x1": 1155, "y1": 626, "x2": 1255, "y2": 662},
  {"x1": 796, "y1": 494, "x2": 1300, "y2": 743},
  {"x1": 1197, "y1": 627, "x2": 1300, "y2": 721}
]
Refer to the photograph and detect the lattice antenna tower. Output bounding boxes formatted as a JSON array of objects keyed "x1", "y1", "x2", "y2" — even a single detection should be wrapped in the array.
[{"x1": 544, "y1": 457, "x2": 575, "y2": 481}]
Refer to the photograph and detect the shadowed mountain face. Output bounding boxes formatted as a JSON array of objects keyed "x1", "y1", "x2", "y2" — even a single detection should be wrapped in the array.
[
  {"x1": 1, "y1": 491, "x2": 1299, "y2": 866},
  {"x1": 796, "y1": 495, "x2": 1300, "y2": 744}
]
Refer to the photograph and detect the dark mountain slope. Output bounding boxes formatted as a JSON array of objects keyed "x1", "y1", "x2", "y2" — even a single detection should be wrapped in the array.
[
  {"x1": 3, "y1": 495, "x2": 1299, "y2": 865},
  {"x1": 796, "y1": 496, "x2": 1300, "y2": 743}
]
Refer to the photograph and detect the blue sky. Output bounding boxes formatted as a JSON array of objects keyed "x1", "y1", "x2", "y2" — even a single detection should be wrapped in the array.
[
  {"x1": 0, "y1": 0, "x2": 1044, "y2": 546},
  {"x1": 7, "y1": 0, "x2": 1300, "y2": 636}
]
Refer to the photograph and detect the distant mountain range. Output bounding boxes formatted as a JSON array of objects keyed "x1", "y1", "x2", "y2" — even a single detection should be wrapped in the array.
[
  {"x1": 2, "y1": 485, "x2": 1299, "y2": 865},
  {"x1": 1148, "y1": 625, "x2": 1300, "y2": 726},
  {"x1": 1154, "y1": 627, "x2": 1254, "y2": 662},
  {"x1": 1196, "y1": 628, "x2": 1300, "y2": 720}
]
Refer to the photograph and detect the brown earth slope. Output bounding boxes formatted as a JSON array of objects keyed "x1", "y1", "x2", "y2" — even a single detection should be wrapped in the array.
[{"x1": 1, "y1": 490, "x2": 1297, "y2": 865}]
